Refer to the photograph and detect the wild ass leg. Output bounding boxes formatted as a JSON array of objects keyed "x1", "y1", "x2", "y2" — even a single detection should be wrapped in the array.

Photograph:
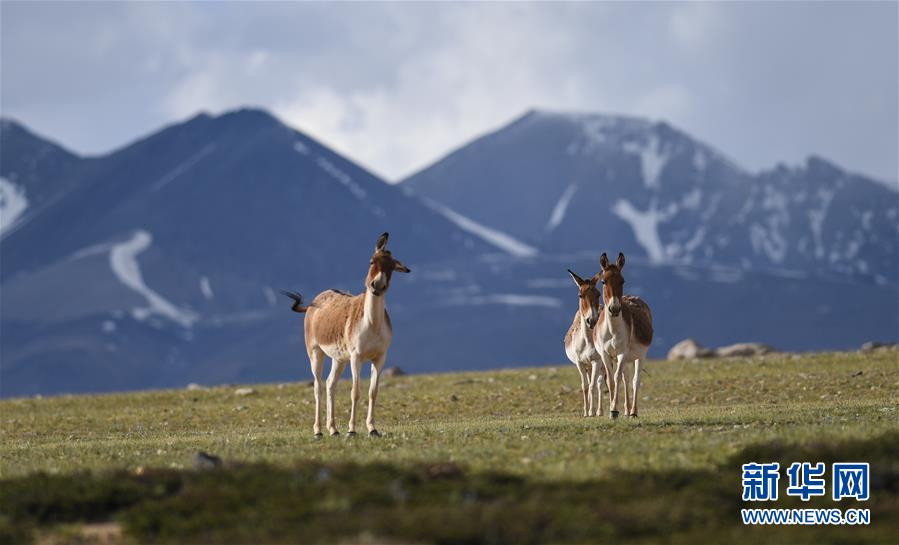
[
  {"x1": 326, "y1": 359, "x2": 347, "y2": 436},
  {"x1": 309, "y1": 348, "x2": 325, "y2": 438},
  {"x1": 600, "y1": 357, "x2": 613, "y2": 415},
  {"x1": 347, "y1": 355, "x2": 363, "y2": 436},
  {"x1": 577, "y1": 363, "x2": 590, "y2": 417},
  {"x1": 591, "y1": 361, "x2": 604, "y2": 416},
  {"x1": 630, "y1": 358, "x2": 642, "y2": 417},
  {"x1": 367, "y1": 354, "x2": 386, "y2": 436},
  {"x1": 610, "y1": 354, "x2": 626, "y2": 419}
]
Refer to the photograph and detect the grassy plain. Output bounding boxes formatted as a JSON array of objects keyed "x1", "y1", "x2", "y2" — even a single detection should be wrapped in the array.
[{"x1": 1, "y1": 350, "x2": 897, "y2": 543}]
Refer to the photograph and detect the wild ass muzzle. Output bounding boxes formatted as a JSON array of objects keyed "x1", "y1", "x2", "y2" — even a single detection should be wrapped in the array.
[
  {"x1": 564, "y1": 269, "x2": 613, "y2": 416},
  {"x1": 592, "y1": 252, "x2": 654, "y2": 418},
  {"x1": 282, "y1": 232, "x2": 410, "y2": 438}
]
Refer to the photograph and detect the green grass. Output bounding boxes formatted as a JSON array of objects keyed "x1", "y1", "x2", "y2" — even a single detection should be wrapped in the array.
[{"x1": 1, "y1": 351, "x2": 897, "y2": 543}]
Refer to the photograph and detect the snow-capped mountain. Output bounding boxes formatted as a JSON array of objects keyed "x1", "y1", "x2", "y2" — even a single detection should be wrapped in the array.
[
  {"x1": 403, "y1": 110, "x2": 898, "y2": 284},
  {"x1": 0, "y1": 120, "x2": 82, "y2": 237},
  {"x1": 1, "y1": 108, "x2": 896, "y2": 397},
  {"x1": 0, "y1": 109, "x2": 495, "y2": 396}
]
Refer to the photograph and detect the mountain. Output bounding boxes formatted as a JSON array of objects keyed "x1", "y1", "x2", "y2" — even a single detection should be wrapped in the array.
[
  {"x1": 402, "y1": 110, "x2": 899, "y2": 284},
  {"x1": 0, "y1": 108, "x2": 495, "y2": 396},
  {"x1": 0, "y1": 120, "x2": 82, "y2": 237},
  {"x1": 1, "y1": 108, "x2": 896, "y2": 398}
]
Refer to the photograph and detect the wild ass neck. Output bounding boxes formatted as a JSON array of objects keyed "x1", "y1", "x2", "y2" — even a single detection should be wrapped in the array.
[
  {"x1": 603, "y1": 306, "x2": 629, "y2": 339},
  {"x1": 363, "y1": 289, "x2": 387, "y2": 326}
]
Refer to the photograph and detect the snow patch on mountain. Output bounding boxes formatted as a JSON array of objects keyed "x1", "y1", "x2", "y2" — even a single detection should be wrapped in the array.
[
  {"x1": 623, "y1": 134, "x2": 667, "y2": 188},
  {"x1": 446, "y1": 293, "x2": 562, "y2": 307},
  {"x1": 692, "y1": 149, "x2": 707, "y2": 171},
  {"x1": 263, "y1": 287, "x2": 277, "y2": 306},
  {"x1": 749, "y1": 222, "x2": 788, "y2": 263},
  {"x1": 200, "y1": 276, "x2": 214, "y2": 300},
  {"x1": 0, "y1": 176, "x2": 28, "y2": 236},
  {"x1": 293, "y1": 141, "x2": 309, "y2": 155},
  {"x1": 808, "y1": 188, "x2": 835, "y2": 259},
  {"x1": 316, "y1": 157, "x2": 366, "y2": 199},
  {"x1": 612, "y1": 199, "x2": 676, "y2": 263},
  {"x1": 545, "y1": 184, "x2": 578, "y2": 232},
  {"x1": 681, "y1": 188, "x2": 702, "y2": 210},
  {"x1": 423, "y1": 198, "x2": 537, "y2": 257},
  {"x1": 566, "y1": 117, "x2": 616, "y2": 155},
  {"x1": 109, "y1": 230, "x2": 198, "y2": 327}
]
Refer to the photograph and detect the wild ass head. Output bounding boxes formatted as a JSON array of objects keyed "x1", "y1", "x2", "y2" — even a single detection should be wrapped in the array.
[
  {"x1": 599, "y1": 252, "x2": 626, "y2": 317},
  {"x1": 367, "y1": 232, "x2": 410, "y2": 297},
  {"x1": 567, "y1": 269, "x2": 602, "y2": 329}
]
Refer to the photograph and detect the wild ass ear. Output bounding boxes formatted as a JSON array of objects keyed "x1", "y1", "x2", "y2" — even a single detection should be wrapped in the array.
[
  {"x1": 589, "y1": 272, "x2": 602, "y2": 285},
  {"x1": 394, "y1": 260, "x2": 411, "y2": 273},
  {"x1": 375, "y1": 232, "x2": 389, "y2": 252},
  {"x1": 616, "y1": 252, "x2": 625, "y2": 270},
  {"x1": 599, "y1": 253, "x2": 610, "y2": 271},
  {"x1": 567, "y1": 269, "x2": 585, "y2": 287}
]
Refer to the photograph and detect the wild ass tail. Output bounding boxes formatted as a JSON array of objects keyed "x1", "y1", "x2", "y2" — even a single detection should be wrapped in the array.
[{"x1": 279, "y1": 289, "x2": 310, "y2": 313}]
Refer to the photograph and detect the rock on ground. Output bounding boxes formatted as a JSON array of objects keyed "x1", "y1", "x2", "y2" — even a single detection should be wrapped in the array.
[
  {"x1": 859, "y1": 341, "x2": 898, "y2": 353},
  {"x1": 715, "y1": 343, "x2": 777, "y2": 358},
  {"x1": 667, "y1": 339, "x2": 714, "y2": 360}
]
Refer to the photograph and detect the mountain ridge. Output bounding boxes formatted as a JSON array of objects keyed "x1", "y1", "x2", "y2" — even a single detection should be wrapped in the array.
[
  {"x1": 402, "y1": 108, "x2": 898, "y2": 284},
  {"x1": 2, "y1": 107, "x2": 896, "y2": 397}
]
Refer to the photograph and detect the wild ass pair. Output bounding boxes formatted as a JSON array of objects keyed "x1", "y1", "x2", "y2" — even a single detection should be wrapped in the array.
[
  {"x1": 565, "y1": 252, "x2": 654, "y2": 418},
  {"x1": 282, "y1": 232, "x2": 409, "y2": 438}
]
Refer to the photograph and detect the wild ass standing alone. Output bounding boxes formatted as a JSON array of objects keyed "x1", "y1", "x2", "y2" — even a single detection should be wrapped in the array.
[
  {"x1": 282, "y1": 232, "x2": 410, "y2": 438},
  {"x1": 593, "y1": 252, "x2": 654, "y2": 418},
  {"x1": 563, "y1": 269, "x2": 616, "y2": 417}
]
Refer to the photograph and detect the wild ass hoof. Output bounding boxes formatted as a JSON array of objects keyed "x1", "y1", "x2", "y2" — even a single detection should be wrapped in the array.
[
  {"x1": 628, "y1": 413, "x2": 638, "y2": 418},
  {"x1": 346, "y1": 431, "x2": 357, "y2": 438},
  {"x1": 313, "y1": 432, "x2": 324, "y2": 440},
  {"x1": 610, "y1": 410, "x2": 620, "y2": 419},
  {"x1": 330, "y1": 431, "x2": 340, "y2": 437},
  {"x1": 369, "y1": 429, "x2": 381, "y2": 438}
]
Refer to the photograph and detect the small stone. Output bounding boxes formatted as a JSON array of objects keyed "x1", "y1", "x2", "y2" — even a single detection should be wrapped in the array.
[
  {"x1": 450, "y1": 394, "x2": 459, "y2": 402},
  {"x1": 383, "y1": 366, "x2": 406, "y2": 377},
  {"x1": 186, "y1": 383, "x2": 203, "y2": 391},
  {"x1": 528, "y1": 374, "x2": 538, "y2": 380},
  {"x1": 234, "y1": 388, "x2": 257, "y2": 397},
  {"x1": 193, "y1": 451, "x2": 223, "y2": 470},
  {"x1": 860, "y1": 341, "x2": 897, "y2": 353}
]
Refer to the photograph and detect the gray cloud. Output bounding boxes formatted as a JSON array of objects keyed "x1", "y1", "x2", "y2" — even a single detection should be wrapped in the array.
[{"x1": 1, "y1": 2, "x2": 895, "y2": 184}]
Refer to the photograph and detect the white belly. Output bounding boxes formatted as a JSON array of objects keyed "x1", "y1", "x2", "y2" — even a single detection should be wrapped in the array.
[{"x1": 566, "y1": 331, "x2": 598, "y2": 365}]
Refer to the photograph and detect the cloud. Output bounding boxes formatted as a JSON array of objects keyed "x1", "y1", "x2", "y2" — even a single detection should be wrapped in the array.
[{"x1": 1, "y1": 2, "x2": 896, "y2": 184}]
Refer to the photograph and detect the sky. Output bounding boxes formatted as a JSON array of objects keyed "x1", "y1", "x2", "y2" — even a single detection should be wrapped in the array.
[{"x1": 1, "y1": 1, "x2": 896, "y2": 185}]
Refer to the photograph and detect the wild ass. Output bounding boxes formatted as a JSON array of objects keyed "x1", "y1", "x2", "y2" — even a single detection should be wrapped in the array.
[
  {"x1": 282, "y1": 232, "x2": 410, "y2": 438},
  {"x1": 592, "y1": 252, "x2": 653, "y2": 418},
  {"x1": 564, "y1": 269, "x2": 612, "y2": 416}
]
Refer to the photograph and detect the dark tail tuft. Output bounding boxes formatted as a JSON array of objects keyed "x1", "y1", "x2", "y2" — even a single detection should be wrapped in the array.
[{"x1": 279, "y1": 289, "x2": 309, "y2": 313}]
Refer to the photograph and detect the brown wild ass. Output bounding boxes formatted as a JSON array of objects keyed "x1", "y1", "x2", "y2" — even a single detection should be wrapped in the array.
[
  {"x1": 592, "y1": 252, "x2": 653, "y2": 418},
  {"x1": 282, "y1": 232, "x2": 410, "y2": 438},
  {"x1": 563, "y1": 269, "x2": 614, "y2": 416}
]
